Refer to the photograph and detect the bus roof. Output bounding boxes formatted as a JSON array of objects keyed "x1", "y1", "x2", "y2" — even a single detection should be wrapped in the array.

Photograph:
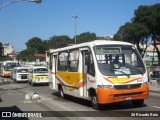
[
  {"x1": 50, "y1": 40, "x2": 133, "y2": 53},
  {"x1": 14, "y1": 67, "x2": 29, "y2": 70},
  {"x1": 2, "y1": 61, "x2": 17, "y2": 64},
  {"x1": 29, "y1": 66, "x2": 48, "y2": 69}
]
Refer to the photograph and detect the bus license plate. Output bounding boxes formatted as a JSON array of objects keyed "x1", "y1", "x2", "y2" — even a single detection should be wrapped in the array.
[{"x1": 125, "y1": 97, "x2": 132, "y2": 101}]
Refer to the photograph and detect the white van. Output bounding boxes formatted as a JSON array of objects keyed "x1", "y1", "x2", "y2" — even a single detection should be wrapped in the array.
[
  {"x1": 12, "y1": 67, "x2": 29, "y2": 82},
  {"x1": 28, "y1": 66, "x2": 49, "y2": 86}
]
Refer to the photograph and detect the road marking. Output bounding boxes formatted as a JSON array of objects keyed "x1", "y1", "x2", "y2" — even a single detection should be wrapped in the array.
[{"x1": 153, "y1": 106, "x2": 160, "y2": 109}]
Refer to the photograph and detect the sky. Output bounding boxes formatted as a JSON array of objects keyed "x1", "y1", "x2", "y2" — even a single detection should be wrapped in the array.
[{"x1": 0, "y1": 0, "x2": 160, "y2": 52}]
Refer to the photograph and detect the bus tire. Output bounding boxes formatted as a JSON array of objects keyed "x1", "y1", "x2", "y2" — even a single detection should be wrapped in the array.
[
  {"x1": 91, "y1": 94, "x2": 101, "y2": 110},
  {"x1": 132, "y1": 99, "x2": 144, "y2": 107}
]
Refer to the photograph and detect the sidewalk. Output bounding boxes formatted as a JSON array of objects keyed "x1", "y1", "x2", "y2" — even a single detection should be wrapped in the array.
[{"x1": 149, "y1": 81, "x2": 160, "y2": 93}]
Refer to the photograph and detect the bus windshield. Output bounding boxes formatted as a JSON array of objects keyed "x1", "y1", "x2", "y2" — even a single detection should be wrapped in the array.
[
  {"x1": 94, "y1": 45, "x2": 145, "y2": 76},
  {"x1": 17, "y1": 69, "x2": 28, "y2": 73},
  {"x1": 4, "y1": 62, "x2": 17, "y2": 71},
  {"x1": 34, "y1": 68, "x2": 48, "y2": 73}
]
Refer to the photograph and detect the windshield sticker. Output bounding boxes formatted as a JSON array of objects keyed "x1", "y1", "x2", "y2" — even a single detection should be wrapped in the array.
[
  {"x1": 114, "y1": 64, "x2": 119, "y2": 68},
  {"x1": 114, "y1": 69, "x2": 122, "y2": 75},
  {"x1": 114, "y1": 67, "x2": 131, "y2": 75}
]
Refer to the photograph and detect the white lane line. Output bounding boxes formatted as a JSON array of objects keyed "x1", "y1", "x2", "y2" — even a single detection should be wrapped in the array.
[{"x1": 153, "y1": 106, "x2": 160, "y2": 109}]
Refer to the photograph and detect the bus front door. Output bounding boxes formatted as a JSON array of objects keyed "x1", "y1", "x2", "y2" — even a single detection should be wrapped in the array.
[{"x1": 81, "y1": 50, "x2": 89, "y2": 97}]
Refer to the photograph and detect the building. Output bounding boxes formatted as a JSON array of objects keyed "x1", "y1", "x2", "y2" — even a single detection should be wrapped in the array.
[
  {"x1": 144, "y1": 45, "x2": 158, "y2": 66},
  {"x1": 8, "y1": 52, "x2": 19, "y2": 61},
  {"x1": 1, "y1": 43, "x2": 18, "y2": 60},
  {"x1": 2, "y1": 43, "x2": 14, "y2": 56}
]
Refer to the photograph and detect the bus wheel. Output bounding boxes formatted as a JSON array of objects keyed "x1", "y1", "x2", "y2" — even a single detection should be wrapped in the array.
[
  {"x1": 91, "y1": 94, "x2": 101, "y2": 110},
  {"x1": 132, "y1": 99, "x2": 144, "y2": 107},
  {"x1": 60, "y1": 87, "x2": 66, "y2": 99}
]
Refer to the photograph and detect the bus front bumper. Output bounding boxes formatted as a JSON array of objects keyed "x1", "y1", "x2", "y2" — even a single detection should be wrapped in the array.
[
  {"x1": 4, "y1": 73, "x2": 11, "y2": 77},
  {"x1": 32, "y1": 79, "x2": 49, "y2": 84},
  {"x1": 96, "y1": 84, "x2": 149, "y2": 104}
]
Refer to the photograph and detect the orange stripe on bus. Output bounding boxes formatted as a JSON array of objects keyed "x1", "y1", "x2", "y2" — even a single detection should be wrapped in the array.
[
  {"x1": 121, "y1": 78, "x2": 141, "y2": 84},
  {"x1": 103, "y1": 77, "x2": 115, "y2": 84},
  {"x1": 51, "y1": 72, "x2": 55, "y2": 74},
  {"x1": 56, "y1": 76, "x2": 65, "y2": 85},
  {"x1": 78, "y1": 81, "x2": 86, "y2": 88}
]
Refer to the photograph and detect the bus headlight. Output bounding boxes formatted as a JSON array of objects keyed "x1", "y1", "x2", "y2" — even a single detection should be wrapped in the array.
[
  {"x1": 137, "y1": 79, "x2": 143, "y2": 83},
  {"x1": 97, "y1": 85, "x2": 112, "y2": 88},
  {"x1": 137, "y1": 77, "x2": 145, "y2": 83},
  {"x1": 142, "y1": 82, "x2": 148, "y2": 85}
]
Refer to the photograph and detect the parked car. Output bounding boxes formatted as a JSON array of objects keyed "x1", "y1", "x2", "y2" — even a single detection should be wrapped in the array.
[
  {"x1": 28, "y1": 66, "x2": 49, "y2": 86},
  {"x1": 12, "y1": 67, "x2": 29, "y2": 83}
]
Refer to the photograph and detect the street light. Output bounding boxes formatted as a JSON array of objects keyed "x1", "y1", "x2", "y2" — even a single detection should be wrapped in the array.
[
  {"x1": 72, "y1": 15, "x2": 80, "y2": 44},
  {"x1": 0, "y1": 0, "x2": 42, "y2": 9}
]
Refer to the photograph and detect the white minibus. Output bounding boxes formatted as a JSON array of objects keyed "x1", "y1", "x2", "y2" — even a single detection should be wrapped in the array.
[{"x1": 49, "y1": 40, "x2": 149, "y2": 109}]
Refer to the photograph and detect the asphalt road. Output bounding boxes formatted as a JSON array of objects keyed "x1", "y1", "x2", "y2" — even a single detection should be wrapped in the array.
[{"x1": 0, "y1": 77, "x2": 160, "y2": 120}]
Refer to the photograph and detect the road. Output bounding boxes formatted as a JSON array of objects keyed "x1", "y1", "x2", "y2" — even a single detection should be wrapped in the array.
[{"x1": 0, "y1": 77, "x2": 160, "y2": 120}]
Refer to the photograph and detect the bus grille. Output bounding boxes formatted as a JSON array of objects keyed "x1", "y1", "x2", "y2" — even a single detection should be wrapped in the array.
[
  {"x1": 20, "y1": 74, "x2": 28, "y2": 79},
  {"x1": 113, "y1": 92, "x2": 143, "y2": 97},
  {"x1": 113, "y1": 83, "x2": 142, "y2": 90}
]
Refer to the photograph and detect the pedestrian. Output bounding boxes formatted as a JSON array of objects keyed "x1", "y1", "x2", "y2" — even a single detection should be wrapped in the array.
[{"x1": 148, "y1": 71, "x2": 153, "y2": 83}]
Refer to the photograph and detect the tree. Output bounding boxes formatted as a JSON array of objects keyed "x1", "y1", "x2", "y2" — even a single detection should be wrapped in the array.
[
  {"x1": 17, "y1": 32, "x2": 100, "y2": 62},
  {"x1": 18, "y1": 37, "x2": 48, "y2": 61},
  {"x1": 133, "y1": 4, "x2": 160, "y2": 64},
  {"x1": 114, "y1": 22, "x2": 131, "y2": 42},
  {"x1": 75, "y1": 32, "x2": 97, "y2": 44},
  {"x1": 25, "y1": 37, "x2": 43, "y2": 53},
  {"x1": 48, "y1": 35, "x2": 72, "y2": 49},
  {"x1": 114, "y1": 22, "x2": 149, "y2": 56}
]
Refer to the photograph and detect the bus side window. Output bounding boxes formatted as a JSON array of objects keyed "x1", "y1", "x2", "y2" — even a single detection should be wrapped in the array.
[
  {"x1": 85, "y1": 51, "x2": 95, "y2": 76},
  {"x1": 58, "y1": 51, "x2": 68, "y2": 71},
  {"x1": 68, "y1": 50, "x2": 79, "y2": 72}
]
